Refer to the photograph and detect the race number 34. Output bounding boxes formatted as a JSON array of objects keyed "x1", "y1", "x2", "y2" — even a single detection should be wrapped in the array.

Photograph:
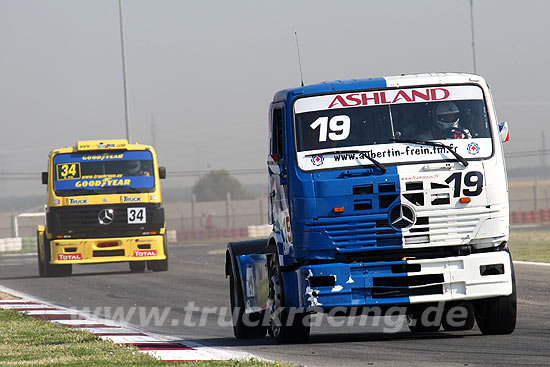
[
  {"x1": 56, "y1": 163, "x2": 81, "y2": 180},
  {"x1": 127, "y1": 207, "x2": 146, "y2": 224}
]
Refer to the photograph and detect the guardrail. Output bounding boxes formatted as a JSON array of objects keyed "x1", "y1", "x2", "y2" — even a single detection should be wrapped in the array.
[
  {"x1": 510, "y1": 209, "x2": 550, "y2": 224},
  {"x1": 0, "y1": 213, "x2": 544, "y2": 253},
  {"x1": 0, "y1": 237, "x2": 35, "y2": 252},
  {"x1": 173, "y1": 224, "x2": 272, "y2": 243}
]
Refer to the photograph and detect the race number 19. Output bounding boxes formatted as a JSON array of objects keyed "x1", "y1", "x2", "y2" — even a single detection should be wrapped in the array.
[
  {"x1": 310, "y1": 115, "x2": 350, "y2": 142},
  {"x1": 445, "y1": 171, "x2": 484, "y2": 197},
  {"x1": 127, "y1": 207, "x2": 146, "y2": 224}
]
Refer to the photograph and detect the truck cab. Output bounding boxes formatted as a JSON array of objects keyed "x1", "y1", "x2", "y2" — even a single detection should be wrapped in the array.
[
  {"x1": 37, "y1": 139, "x2": 168, "y2": 276},
  {"x1": 226, "y1": 73, "x2": 515, "y2": 341}
]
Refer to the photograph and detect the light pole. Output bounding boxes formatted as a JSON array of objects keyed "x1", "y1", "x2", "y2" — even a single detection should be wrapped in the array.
[
  {"x1": 118, "y1": 0, "x2": 130, "y2": 142},
  {"x1": 469, "y1": 0, "x2": 477, "y2": 74}
]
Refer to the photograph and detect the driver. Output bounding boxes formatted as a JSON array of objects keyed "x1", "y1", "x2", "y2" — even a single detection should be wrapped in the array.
[{"x1": 420, "y1": 102, "x2": 471, "y2": 140}]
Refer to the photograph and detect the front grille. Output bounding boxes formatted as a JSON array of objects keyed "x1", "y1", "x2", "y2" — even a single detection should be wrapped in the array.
[
  {"x1": 306, "y1": 216, "x2": 400, "y2": 251},
  {"x1": 306, "y1": 215, "x2": 432, "y2": 251},
  {"x1": 305, "y1": 207, "x2": 486, "y2": 252},
  {"x1": 422, "y1": 208, "x2": 485, "y2": 245},
  {"x1": 47, "y1": 204, "x2": 163, "y2": 238}
]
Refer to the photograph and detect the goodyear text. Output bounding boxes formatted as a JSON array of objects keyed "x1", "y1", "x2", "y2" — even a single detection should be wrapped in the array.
[
  {"x1": 82, "y1": 153, "x2": 124, "y2": 161},
  {"x1": 75, "y1": 178, "x2": 131, "y2": 188}
]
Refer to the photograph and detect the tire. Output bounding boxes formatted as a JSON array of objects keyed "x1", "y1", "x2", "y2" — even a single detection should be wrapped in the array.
[
  {"x1": 129, "y1": 261, "x2": 146, "y2": 272},
  {"x1": 43, "y1": 234, "x2": 72, "y2": 277},
  {"x1": 474, "y1": 261, "x2": 517, "y2": 335},
  {"x1": 442, "y1": 302, "x2": 475, "y2": 331},
  {"x1": 268, "y1": 255, "x2": 310, "y2": 343},
  {"x1": 406, "y1": 304, "x2": 441, "y2": 332},
  {"x1": 229, "y1": 263, "x2": 267, "y2": 339},
  {"x1": 147, "y1": 235, "x2": 169, "y2": 272},
  {"x1": 37, "y1": 231, "x2": 45, "y2": 277}
]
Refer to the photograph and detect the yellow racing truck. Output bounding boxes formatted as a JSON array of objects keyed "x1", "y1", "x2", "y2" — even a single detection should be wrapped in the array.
[{"x1": 37, "y1": 139, "x2": 168, "y2": 276}]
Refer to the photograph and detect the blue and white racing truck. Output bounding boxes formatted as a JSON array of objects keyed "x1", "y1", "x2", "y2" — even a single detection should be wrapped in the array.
[{"x1": 226, "y1": 73, "x2": 515, "y2": 342}]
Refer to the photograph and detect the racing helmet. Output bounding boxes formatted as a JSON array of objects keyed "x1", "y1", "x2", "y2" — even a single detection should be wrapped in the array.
[
  {"x1": 126, "y1": 160, "x2": 141, "y2": 175},
  {"x1": 434, "y1": 102, "x2": 460, "y2": 130}
]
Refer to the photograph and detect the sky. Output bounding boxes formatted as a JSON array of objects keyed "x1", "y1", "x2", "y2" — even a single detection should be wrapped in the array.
[{"x1": 1, "y1": 0, "x2": 549, "y2": 201}]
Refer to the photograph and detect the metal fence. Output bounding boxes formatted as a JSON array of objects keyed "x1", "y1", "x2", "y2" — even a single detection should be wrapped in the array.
[
  {"x1": 0, "y1": 196, "x2": 269, "y2": 238},
  {"x1": 4, "y1": 180, "x2": 550, "y2": 238}
]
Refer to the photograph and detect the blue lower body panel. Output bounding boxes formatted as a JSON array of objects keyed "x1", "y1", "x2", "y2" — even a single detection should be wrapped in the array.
[
  {"x1": 284, "y1": 261, "x2": 410, "y2": 309},
  {"x1": 281, "y1": 252, "x2": 513, "y2": 310},
  {"x1": 237, "y1": 252, "x2": 513, "y2": 314}
]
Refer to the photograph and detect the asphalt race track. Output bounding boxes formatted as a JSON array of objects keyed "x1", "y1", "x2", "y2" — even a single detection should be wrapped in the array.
[{"x1": 1, "y1": 243, "x2": 549, "y2": 366}]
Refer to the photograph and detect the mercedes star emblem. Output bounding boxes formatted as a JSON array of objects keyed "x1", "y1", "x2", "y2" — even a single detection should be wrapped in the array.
[
  {"x1": 98, "y1": 209, "x2": 114, "y2": 225},
  {"x1": 388, "y1": 203, "x2": 416, "y2": 230}
]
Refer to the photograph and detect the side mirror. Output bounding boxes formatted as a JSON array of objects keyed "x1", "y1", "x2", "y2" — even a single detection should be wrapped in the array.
[
  {"x1": 41, "y1": 172, "x2": 48, "y2": 185},
  {"x1": 267, "y1": 154, "x2": 281, "y2": 175},
  {"x1": 158, "y1": 166, "x2": 166, "y2": 179},
  {"x1": 499, "y1": 121, "x2": 509, "y2": 143}
]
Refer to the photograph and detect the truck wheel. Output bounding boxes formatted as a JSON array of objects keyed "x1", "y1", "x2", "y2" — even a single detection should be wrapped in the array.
[
  {"x1": 229, "y1": 263, "x2": 267, "y2": 339},
  {"x1": 43, "y1": 235, "x2": 72, "y2": 277},
  {"x1": 442, "y1": 302, "x2": 475, "y2": 331},
  {"x1": 268, "y1": 255, "x2": 310, "y2": 343},
  {"x1": 129, "y1": 261, "x2": 146, "y2": 272},
  {"x1": 147, "y1": 235, "x2": 169, "y2": 272},
  {"x1": 474, "y1": 261, "x2": 517, "y2": 335},
  {"x1": 406, "y1": 304, "x2": 441, "y2": 332},
  {"x1": 36, "y1": 231, "x2": 45, "y2": 277}
]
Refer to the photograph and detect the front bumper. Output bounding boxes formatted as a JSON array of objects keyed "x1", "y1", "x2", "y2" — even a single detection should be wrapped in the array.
[
  {"x1": 49, "y1": 235, "x2": 166, "y2": 264},
  {"x1": 286, "y1": 251, "x2": 513, "y2": 309}
]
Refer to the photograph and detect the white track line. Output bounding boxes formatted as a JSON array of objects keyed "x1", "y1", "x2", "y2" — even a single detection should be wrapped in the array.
[
  {"x1": 514, "y1": 260, "x2": 550, "y2": 267},
  {"x1": 0, "y1": 284, "x2": 261, "y2": 362}
]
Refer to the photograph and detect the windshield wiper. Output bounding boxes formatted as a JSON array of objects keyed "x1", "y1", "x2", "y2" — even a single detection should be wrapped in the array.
[
  {"x1": 58, "y1": 188, "x2": 101, "y2": 196},
  {"x1": 110, "y1": 186, "x2": 145, "y2": 193},
  {"x1": 307, "y1": 150, "x2": 386, "y2": 172},
  {"x1": 389, "y1": 138, "x2": 468, "y2": 167}
]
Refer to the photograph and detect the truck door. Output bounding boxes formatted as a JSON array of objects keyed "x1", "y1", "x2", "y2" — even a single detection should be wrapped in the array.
[{"x1": 267, "y1": 104, "x2": 291, "y2": 241}]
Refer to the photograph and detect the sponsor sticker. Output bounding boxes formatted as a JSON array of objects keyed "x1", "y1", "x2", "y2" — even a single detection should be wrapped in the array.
[
  {"x1": 122, "y1": 196, "x2": 142, "y2": 203},
  {"x1": 68, "y1": 198, "x2": 88, "y2": 205},
  {"x1": 98, "y1": 143, "x2": 115, "y2": 148},
  {"x1": 82, "y1": 152, "x2": 123, "y2": 161},
  {"x1": 297, "y1": 138, "x2": 492, "y2": 171},
  {"x1": 133, "y1": 250, "x2": 157, "y2": 257},
  {"x1": 311, "y1": 155, "x2": 324, "y2": 166},
  {"x1": 467, "y1": 142, "x2": 480, "y2": 155},
  {"x1": 58, "y1": 253, "x2": 82, "y2": 261},
  {"x1": 294, "y1": 85, "x2": 484, "y2": 114},
  {"x1": 75, "y1": 178, "x2": 131, "y2": 188}
]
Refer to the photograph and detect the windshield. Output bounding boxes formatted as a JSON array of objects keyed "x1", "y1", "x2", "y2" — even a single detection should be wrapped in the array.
[
  {"x1": 53, "y1": 150, "x2": 155, "y2": 196},
  {"x1": 294, "y1": 85, "x2": 492, "y2": 171}
]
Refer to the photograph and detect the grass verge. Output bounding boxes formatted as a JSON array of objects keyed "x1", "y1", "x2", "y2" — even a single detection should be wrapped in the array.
[
  {"x1": 0, "y1": 309, "x2": 289, "y2": 367},
  {"x1": 509, "y1": 229, "x2": 550, "y2": 263}
]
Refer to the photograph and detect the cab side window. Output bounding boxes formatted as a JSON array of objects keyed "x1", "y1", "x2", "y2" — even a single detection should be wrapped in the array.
[{"x1": 272, "y1": 106, "x2": 284, "y2": 157}]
